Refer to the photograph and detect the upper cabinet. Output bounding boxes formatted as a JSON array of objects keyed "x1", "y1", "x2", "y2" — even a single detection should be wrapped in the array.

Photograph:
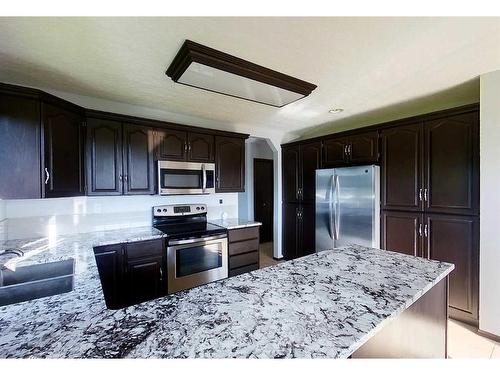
[
  {"x1": 42, "y1": 101, "x2": 85, "y2": 198},
  {"x1": 381, "y1": 111, "x2": 479, "y2": 215},
  {"x1": 86, "y1": 118, "x2": 154, "y2": 196},
  {"x1": 381, "y1": 123, "x2": 423, "y2": 211},
  {"x1": 215, "y1": 136, "x2": 245, "y2": 192},
  {"x1": 424, "y1": 112, "x2": 479, "y2": 215},
  {"x1": 282, "y1": 141, "x2": 322, "y2": 204},
  {"x1": 0, "y1": 92, "x2": 42, "y2": 199},
  {"x1": 154, "y1": 128, "x2": 214, "y2": 163},
  {"x1": 323, "y1": 131, "x2": 379, "y2": 167}
]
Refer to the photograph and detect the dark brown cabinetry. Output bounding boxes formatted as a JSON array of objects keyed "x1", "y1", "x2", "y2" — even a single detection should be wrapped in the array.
[
  {"x1": 282, "y1": 145, "x2": 300, "y2": 203},
  {"x1": 381, "y1": 211, "x2": 423, "y2": 257},
  {"x1": 93, "y1": 239, "x2": 165, "y2": 309},
  {"x1": 86, "y1": 118, "x2": 123, "y2": 195},
  {"x1": 215, "y1": 136, "x2": 245, "y2": 192},
  {"x1": 282, "y1": 203, "x2": 315, "y2": 260},
  {"x1": 42, "y1": 102, "x2": 85, "y2": 198},
  {"x1": 425, "y1": 214, "x2": 479, "y2": 324},
  {"x1": 154, "y1": 129, "x2": 214, "y2": 163},
  {"x1": 381, "y1": 123, "x2": 423, "y2": 211},
  {"x1": 0, "y1": 92, "x2": 42, "y2": 199},
  {"x1": 123, "y1": 123, "x2": 155, "y2": 195},
  {"x1": 323, "y1": 131, "x2": 379, "y2": 167},
  {"x1": 86, "y1": 118, "x2": 154, "y2": 196},
  {"x1": 228, "y1": 226, "x2": 260, "y2": 277},
  {"x1": 188, "y1": 132, "x2": 215, "y2": 162}
]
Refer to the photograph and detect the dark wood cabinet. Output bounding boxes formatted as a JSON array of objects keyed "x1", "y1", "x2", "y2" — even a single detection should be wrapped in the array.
[
  {"x1": 282, "y1": 142, "x2": 321, "y2": 204},
  {"x1": 215, "y1": 136, "x2": 245, "y2": 192},
  {"x1": 154, "y1": 128, "x2": 187, "y2": 161},
  {"x1": 348, "y1": 131, "x2": 379, "y2": 164},
  {"x1": 93, "y1": 239, "x2": 165, "y2": 309},
  {"x1": 300, "y1": 142, "x2": 322, "y2": 203},
  {"x1": 323, "y1": 137, "x2": 348, "y2": 166},
  {"x1": 323, "y1": 132, "x2": 379, "y2": 167},
  {"x1": 425, "y1": 214, "x2": 479, "y2": 324},
  {"x1": 188, "y1": 132, "x2": 214, "y2": 162},
  {"x1": 282, "y1": 145, "x2": 300, "y2": 203},
  {"x1": 228, "y1": 226, "x2": 260, "y2": 277},
  {"x1": 381, "y1": 123, "x2": 423, "y2": 211},
  {"x1": 94, "y1": 244, "x2": 125, "y2": 309},
  {"x1": 424, "y1": 113, "x2": 479, "y2": 215},
  {"x1": 381, "y1": 211, "x2": 423, "y2": 257},
  {"x1": 282, "y1": 203, "x2": 314, "y2": 260},
  {"x1": 123, "y1": 123, "x2": 155, "y2": 195},
  {"x1": 381, "y1": 211, "x2": 479, "y2": 324},
  {"x1": 86, "y1": 118, "x2": 123, "y2": 195},
  {"x1": 0, "y1": 92, "x2": 42, "y2": 199},
  {"x1": 42, "y1": 102, "x2": 85, "y2": 198}
]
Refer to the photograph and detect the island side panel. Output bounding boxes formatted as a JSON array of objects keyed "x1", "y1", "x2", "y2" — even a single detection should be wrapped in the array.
[{"x1": 352, "y1": 276, "x2": 448, "y2": 358}]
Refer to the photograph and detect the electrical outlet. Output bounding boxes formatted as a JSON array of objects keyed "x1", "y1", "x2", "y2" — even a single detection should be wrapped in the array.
[{"x1": 219, "y1": 199, "x2": 223, "y2": 204}]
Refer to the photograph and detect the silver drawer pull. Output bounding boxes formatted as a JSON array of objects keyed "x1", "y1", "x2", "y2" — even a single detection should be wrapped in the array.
[{"x1": 44, "y1": 168, "x2": 50, "y2": 185}]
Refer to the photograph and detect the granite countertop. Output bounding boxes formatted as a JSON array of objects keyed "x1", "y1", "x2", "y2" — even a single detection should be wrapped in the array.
[
  {"x1": 209, "y1": 218, "x2": 262, "y2": 230},
  {"x1": 0, "y1": 227, "x2": 453, "y2": 358}
]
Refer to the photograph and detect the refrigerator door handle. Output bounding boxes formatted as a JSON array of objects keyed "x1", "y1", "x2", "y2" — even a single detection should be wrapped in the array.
[
  {"x1": 329, "y1": 175, "x2": 336, "y2": 240},
  {"x1": 335, "y1": 174, "x2": 340, "y2": 240}
]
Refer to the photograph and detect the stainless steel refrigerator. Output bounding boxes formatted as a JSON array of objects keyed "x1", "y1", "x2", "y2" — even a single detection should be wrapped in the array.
[{"x1": 315, "y1": 165, "x2": 380, "y2": 251}]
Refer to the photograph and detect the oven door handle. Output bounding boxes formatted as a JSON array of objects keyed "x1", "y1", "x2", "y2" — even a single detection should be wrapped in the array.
[
  {"x1": 202, "y1": 163, "x2": 207, "y2": 193},
  {"x1": 168, "y1": 234, "x2": 227, "y2": 246}
]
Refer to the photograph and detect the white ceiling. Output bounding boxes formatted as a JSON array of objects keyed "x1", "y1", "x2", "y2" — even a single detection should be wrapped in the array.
[{"x1": 0, "y1": 17, "x2": 499, "y2": 140}]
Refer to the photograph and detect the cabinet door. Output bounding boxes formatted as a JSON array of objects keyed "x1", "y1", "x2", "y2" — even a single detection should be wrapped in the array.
[
  {"x1": 126, "y1": 257, "x2": 164, "y2": 305},
  {"x1": 123, "y1": 123, "x2": 154, "y2": 195},
  {"x1": 93, "y1": 244, "x2": 125, "y2": 309},
  {"x1": 424, "y1": 112, "x2": 479, "y2": 215},
  {"x1": 381, "y1": 211, "x2": 423, "y2": 257},
  {"x1": 282, "y1": 145, "x2": 300, "y2": 203},
  {"x1": 300, "y1": 204, "x2": 316, "y2": 257},
  {"x1": 86, "y1": 118, "x2": 123, "y2": 195},
  {"x1": 0, "y1": 93, "x2": 41, "y2": 199},
  {"x1": 300, "y1": 142, "x2": 322, "y2": 203},
  {"x1": 282, "y1": 203, "x2": 300, "y2": 260},
  {"x1": 348, "y1": 131, "x2": 379, "y2": 164},
  {"x1": 425, "y1": 214, "x2": 479, "y2": 324},
  {"x1": 381, "y1": 123, "x2": 423, "y2": 211},
  {"x1": 155, "y1": 128, "x2": 187, "y2": 161},
  {"x1": 42, "y1": 102, "x2": 84, "y2": 198},
  {"x1": 323, "y1": 137, "x2": 348, "y2": 167},
  {"x1": 188, "y1": 132, "x2": 214, "y2": 162},
  {"x1": 215, "y1": 136, "x2": 245, "y2": 192}
]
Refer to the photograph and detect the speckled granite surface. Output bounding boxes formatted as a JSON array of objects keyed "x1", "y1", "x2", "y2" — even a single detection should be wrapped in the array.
[
  {"x1": 209, "y1": 218, "x2": 262, "y2": 230},
  {"x1": 0, "y1": 228, "x2": 453, "y2": 358}
]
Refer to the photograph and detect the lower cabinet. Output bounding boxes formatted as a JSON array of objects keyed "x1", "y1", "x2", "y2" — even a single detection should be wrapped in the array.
[
  {"x1": 228, "y1": 226, "x2": 260, "y2": 277},
  {"x1": 381, "y1": 210, "x2": 479, "y2": 324},
  {"x1": 282, "y1": 203, "x2": 315, "y2": 260},
  {"x1": 93, "y1": 239, "x2": 166, "y2": 309}
]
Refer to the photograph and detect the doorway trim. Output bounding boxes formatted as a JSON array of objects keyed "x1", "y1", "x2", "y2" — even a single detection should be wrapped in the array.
[{"x1": 253, "y1": 158, "x2": 274, "y2": 243}]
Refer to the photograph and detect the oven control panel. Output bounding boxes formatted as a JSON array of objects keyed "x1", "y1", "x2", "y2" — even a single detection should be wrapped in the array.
[{"x1": 153, "y1": 204, "x2": 207, "y2": 217}]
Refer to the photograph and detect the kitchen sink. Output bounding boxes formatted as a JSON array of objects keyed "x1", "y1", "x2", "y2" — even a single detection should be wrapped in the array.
[{"x1": 0, "y1": 259, "x2": 75, "y2": 307}]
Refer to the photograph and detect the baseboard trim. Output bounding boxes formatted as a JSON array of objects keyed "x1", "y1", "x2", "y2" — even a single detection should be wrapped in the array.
[{"x1": 478, "y1": 329, "x2": 500, "y2": 344}]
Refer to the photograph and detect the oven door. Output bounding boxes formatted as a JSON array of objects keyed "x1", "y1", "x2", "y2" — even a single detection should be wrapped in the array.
[
  {"x1": 167, "y1": 235, "x2": 228, "y2": 294},
  {"x1": 158, "y1": 161, "x2": 215, "y2": 195}
]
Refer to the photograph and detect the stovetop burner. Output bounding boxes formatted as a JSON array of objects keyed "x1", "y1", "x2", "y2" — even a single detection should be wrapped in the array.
[{"x1": 152, "y1": 204, "x2": 226, "y2": 242}]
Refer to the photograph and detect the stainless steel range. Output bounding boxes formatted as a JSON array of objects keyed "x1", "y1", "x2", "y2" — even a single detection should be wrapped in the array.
[{"x1": 152, "y1": 204, "x2": 228, "y2": 294}]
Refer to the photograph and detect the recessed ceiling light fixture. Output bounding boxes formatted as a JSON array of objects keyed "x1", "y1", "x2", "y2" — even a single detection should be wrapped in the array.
[
  {"x1": 166, "y1": 40, "x2": 317, "y2": 107},
  {"x1": 328, "y1": 108, "x2": 344, "y2": 114}
]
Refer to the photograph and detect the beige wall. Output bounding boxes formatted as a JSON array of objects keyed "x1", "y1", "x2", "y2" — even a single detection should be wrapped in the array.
[{"x1": 479, "y1": 70, "x2": 500, "y2": 337}]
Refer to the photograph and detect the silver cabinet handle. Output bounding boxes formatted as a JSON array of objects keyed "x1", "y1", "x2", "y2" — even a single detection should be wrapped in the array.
[
  {"x1": 44, "y1": 168, "x2": 50, "y2": 185},
  {"x1": 424, "y1": 224, "x2": 428, "y2": 238},
  {"x1": 184, "y1": 143, "x2": 188, "y2": 152},
  {"x1": 124, "y1": 175, "x2": 128, "y2": 182},
  {"x1": 119, "y1": 175, "x2": 123, "y2": 181},
  {"x1": 418, "y1": 188, "x2": 423, "y2": 201},
  {"x1": 188, "y1": 143, "x2": 192, "y2": 152},
  {"x1": 344, "y1": 144, "x2": 348, "y2": 157},
  {"x1": 418, "y1": 223, "x2": 423, "y2": 237},
  {"x1": 348, "y1": 144, "x2": 352, "y2": 156},
  {"x1": 424, "y1": 188, "x2": 428, "y2": 202},
  {"x1": 159, "y1": 267, "x2": 163, "y2": 281}
]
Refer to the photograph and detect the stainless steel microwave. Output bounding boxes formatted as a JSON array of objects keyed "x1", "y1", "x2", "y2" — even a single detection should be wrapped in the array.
[{"x1": 158, "y1": 161, "x2": 215, "y2": 195}]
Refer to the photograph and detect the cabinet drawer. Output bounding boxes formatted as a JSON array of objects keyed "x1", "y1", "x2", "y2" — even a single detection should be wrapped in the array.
[
  {"x1": 228, "y1": 227, "x2": 259, "y2": 243},
  {"x1": 125, "y1": 239, "x2": 164, "y2": 260},
  {"x1": 229, "y1": 251, "x2": 259, "y2": 269},
  {"x1": 229, "y1": 238, "x2": 259, "y2": 256},
  {"x1": 229, "y1": 263, "x2": 259, "y2": 277}
]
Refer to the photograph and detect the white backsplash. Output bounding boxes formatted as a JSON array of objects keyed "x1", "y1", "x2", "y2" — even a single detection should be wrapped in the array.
[{"x1": 0, "y1": 194, "x2": 238, "y2": 241}]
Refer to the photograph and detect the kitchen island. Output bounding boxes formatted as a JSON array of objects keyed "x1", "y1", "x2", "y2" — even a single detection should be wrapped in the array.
[{"x1": 0, "y1": 227, "x2": 453, "y2": 358}]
